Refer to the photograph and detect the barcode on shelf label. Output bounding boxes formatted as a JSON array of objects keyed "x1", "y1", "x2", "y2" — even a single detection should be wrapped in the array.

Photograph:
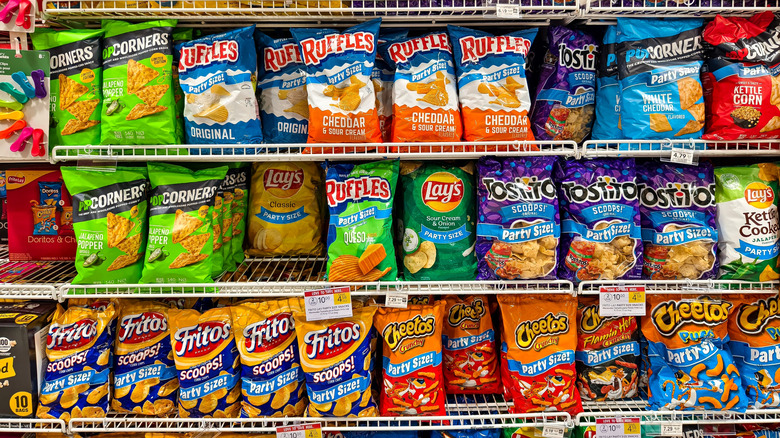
[
  {"x1": 599, "y1": 285, "x2": 646, "y2": 317},
  {"x1": 495, "y1": 4, "x2": 521, "y2": 17},
  {"x1": 385, "y1": 292, "x2": 408, "y2": 308},
  {"x1": 661, "y1": 423, "x2": 683, "y2": 437},
  {"x1": 670, "y1": 147, "x2": 695, "y2": 165},
  {"x1": 543, "y1": 425, "x2": 566, "y2": 438},
  {"x1": 596, "y1": 418, "x2": 640, "y2": 438},
  {"x1": 304, "y1": 286, "x2": 352, "y2": 321},
  {"x1": 277, "y1": 423, "x2": 322, "y2": 438}
]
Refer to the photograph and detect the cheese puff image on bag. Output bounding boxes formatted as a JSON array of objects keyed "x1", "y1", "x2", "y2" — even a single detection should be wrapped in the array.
[
  {"x1": 497, "y1": 294, "x2": 582, "y2": 414},
  {"x1": 291, "y1": 19, "x2": 383, "y2": 149},
  {"x1": 374, "y1": 302, "x2": 447, "y2": 416}
]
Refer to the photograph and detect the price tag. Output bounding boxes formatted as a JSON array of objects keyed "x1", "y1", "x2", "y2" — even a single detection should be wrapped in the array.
[
  {"x1": 495, "y1": 4, "x2": 521, "y2": 17},
  {"x1": 670, "y1": 147, "x2": 695, "y2": 165},
  {"x1": 599, "y1": 286, "x2": 646, "y2": 317},
  {"x1": 304, "y1": 286, "x2": 352, "y2": 321},
  {"x1": 277, "y1": 423, "x2": 322, "y2": 438},
  {"x1": 661, "y1": 423, "x2": 684, "y2": 437},
  {"x1": 385, "y1": 292, "x2": 408, "y2": 308},
  {"x1": 596, "y1": 418, "x2": 641, "y2": 438},
  {"x1": 543, "y1": 425, "x2": 566, "y2": 438}
]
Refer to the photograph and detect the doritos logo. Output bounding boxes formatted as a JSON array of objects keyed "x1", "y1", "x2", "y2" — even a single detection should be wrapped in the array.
[
  {"x1": 47, "y1": 319, "x2": 98, "y2": 350},
  {"x1": 387, "y1": 33, "x2": 450, "y2": 64},
  {"x1": 422, "y1": 172, "x2": 463, "y2": 213},
  {"x1": 303, "y1": 321, "x2": 361, "y2": 360},
  {"x1": 263, "y1": 168, "x2": 304, "y2": 197},
  {"x1": 745, "y1": 182, "x2": 775, "y2": 209},
  {"x1": 299, "y1": 32, "x2": 375, "y2": 66},
  {"x1": 559, "y1": 44, "x2": 597, "y2": 70},
  {"x1": 737, "y1": 296, "x2": 780, "y2": 335},
  {"x1": 650, "y1": 299, "x2": 731, "y2": 337},
  {"x1": 325, "y1": 176, "x2": 391, "y2": 207},
  {"x1": 458, "y1": 35, "x2": 531, "y2": 64},
  {"x1": 179, "y1": 40, "x2": 240, "y2": 72},
  {"x1": 173, "y1": 321, "x2": 232, "y2": 358},
  {"x1": 264, "y1": 43, "x2": 302, "y2": 72},
  {"x1": 118, "y1": 312, "x2": 168, "y2": 344},
  {"x1": 447, "y1": 298, "x2": 485, "y2": 327},
  {"x1": 243, "y1": 313, "x2": 295, "y2": 353},
  {"x1": 515, "y1": 312, "x2": 568, "y2": 351},
  {"x1": 382, "y1": 314, "x2": 436, "y2": 353}
]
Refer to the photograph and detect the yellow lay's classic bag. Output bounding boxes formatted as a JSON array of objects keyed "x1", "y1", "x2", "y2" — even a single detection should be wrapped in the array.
[
  {"x1": 169, "y1": 307, "x2": 241, "y2": 418},
  {"x1": 231, "y1": 299, "x2": 307, "y2": 417}
]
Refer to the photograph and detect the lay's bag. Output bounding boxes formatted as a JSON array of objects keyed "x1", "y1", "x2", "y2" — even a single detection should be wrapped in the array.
[{"x1": 169, "y1": 307, "x2": 241, "y2": 418}]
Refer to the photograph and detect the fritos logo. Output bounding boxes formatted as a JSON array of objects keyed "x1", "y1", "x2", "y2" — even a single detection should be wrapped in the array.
[
  {"x1": 264, "y1": 166, "x2": 304, "y2": 198},
  {"x1": 299, "y1": 32, "x2": 375, "y2": 66},
  {"x1": 325, "y1": 176, "x2": 391, "y2": 207},
  {"x1": 650, "y1": 299, "x2": 731, "y2": 337},
  {"x1": 387, "y1": 33, "x2": 450, "y2": 64},
  {"x1": 303, "y1": 321, "x2": 361, "y2": 360},
  {"x1": 118, "y1": 312, "x2": 168, "y2": 344},
  {"x1": 458, "y1": 35, "x2": 531, "y2": 64},
  {"x1": 179, "y1": 40, "x2": 240, "y2": 72},
  {"x1": 736, "y1": 296, "x2": 780, "y2": 335},
  {"x1": 243, "y1": 313, "x2": 295, "y2": 353},
  {"x1": 745, "y1": 182, "x2": 775, "y2": 209},
  {"x1": 382, "y1": 315, "x2": 436, "y2": 353},
  {"x1": 515, "y1": 312, "x2": 568, "y2": 351},
  {"x1": 173, "y1": 321, "x2": 232, "y2": 358},
  {"x1": 263, "y1": 43, "x2": 302, "y2": 72},
  {"x1": 422, "y1": 172, "x2": 464, "y2": 213},
  {"x1": 447, "y1": 298, "x2": 485, "y2": 328},
  {"x1": 47, "y1": 319, "x2": 98, "y2": 350}
]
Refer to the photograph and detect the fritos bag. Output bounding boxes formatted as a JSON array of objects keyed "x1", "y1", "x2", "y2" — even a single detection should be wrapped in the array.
[
  {"x1": 448, "y1": 25, "x2": 537, "y2": 143},
  {"x1": 591, "y1": 26, "x2": 622, "y2": 140},
  {"x1": 374, "y1": 302, "x2": 446, "y2": 416},
  {"x1": 231, "y1": 299, "x2": 307, "y2": 417},
  {"x1": 291, "y1": 19, "x2": 383, "y2": 147},
  {"x1": 442, "y1": 295, "x2": 500, "y2": 394},
  {"x1": 293, "y1": 305, "x2": 379, "y2": 417},
  {"x1": 497, "y1": 294, "x2": 581, "y2": 414},
  {"x1": 37, "y1": 303, "x2": 116, "y2": 421},
  {"x1": 169, "y1": 307, "x2": 241, "y2": 418}
]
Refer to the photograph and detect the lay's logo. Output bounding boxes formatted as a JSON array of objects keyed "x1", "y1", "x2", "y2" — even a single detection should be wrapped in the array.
[
  {"x1": 325, "y1": 176, "x2": 391, "y2": 207},
  {"x1": 382, "y1": 315, "x2": 435, "y2": 353},
  {"x1": 515, "y1": 312, "x2": 568, "y2": 351},
  {"x1": 651, "y1": 299, "x2": 731, "y2": 337},
  {"x1": 47, "y1": 319, "x2": 98, "y2": 351},
  {"x1": 244, "y1": 313, "x2": 295, "y2": 353},
  {"x1": 448, "y1": 298, "x2": 485, "y2": 328},
  {"x1": 458, "y1": 35, "x2": 531, "y2": 64},
  {"x1": 173, "y1": 321, "x2": 232, "y2": 358},
  {"x1": 179, "y1": 40, "x2": 240, "y2": 72},
  {"x1": 118, "y1": 312, "x2": 168, "y2": 344},
  {"x1": 299, "y1": 32, "x2": 375, "y2": 66},
  {"x1": 736, "y1": 296, "x2": 780, "y2": 335},
  {"x1": 303, "y1": 321, "x2": 361, "y2": 360},
  {"x1": 264, "y1": 167, "x2": 304, "y2": 198},
  {"x1": 422, "y1": 172, "x2": 463, "y2": 213},
  {"x1": 387, "y1": 33, "x2": 450, "y2": 64},
  {"x1": 745, "y1": 182, "x2": 775, "y2": 209},
  {"x1": 264, "y1": 43, "x2": 302, "y2": 72}
]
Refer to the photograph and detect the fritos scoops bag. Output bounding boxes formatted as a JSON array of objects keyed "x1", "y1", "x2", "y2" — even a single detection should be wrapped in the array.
[
  {"x1": 169, "y1": 307, "x2": 241, "y2": 418},
  {"x1": 374, "y1": 302, "x2": 447, "y2": 416},
  {"x1": 448, "y1": 25, "x2": 538, "y2": 143},
  {"x1": 616, "y1": 18, "x2": 706, "y2": 140},
  {"x1": 112, "y1": 300, "x2": 177, "y2": 416},
  {"x1": 637, "y1": 161, "x2": 718, "y2": 280},
  {"x1": 37, "y1": 303, "x2": 116, "y2": 421},
  {"x1": 293, "y1": 305, "x2": 379, "y2": 417},
  {"x1": 497, "y1": 294, "x2": 582, "y2": 414},
  {"x1": 231, "y1": 299, "x2": 307, "y2": 417},
  {"x1": 642, "y1": 295, "x2": 747, "y2": 411},
  {"x1": 442, "y1": 295, "x2": 500, "y2": 394},
  {"x1": 591, "y1": 26, "x2": 622, "y2": 140},
  {"x1": 291, "y1": 19, "x2": 383, "y2": 146},
  {"x1": 381, "y1": 32, "x2": 463, "y2": 146}
]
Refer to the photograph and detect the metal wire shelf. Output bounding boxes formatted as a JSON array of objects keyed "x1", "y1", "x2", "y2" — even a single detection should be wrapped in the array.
[
  {"x1": 0, "y1": 418, "x2": 68, "y2": 433},
  {"x1": 0, "y1": 246, "x2": 73, "y2": 300},
  {"x1": 581, "y1": 139, "x2": 780, "y2": 158},
  {"x1": 582, "y1": 0, "x2": 779, "y2": 18},
  {"x1": 579, "y1": 279, "x2": 780, "y2": 295}
]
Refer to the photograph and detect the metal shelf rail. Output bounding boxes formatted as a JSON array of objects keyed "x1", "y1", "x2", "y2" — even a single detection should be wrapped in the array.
[
  {"x1": 581, "y1": 139, "x2": 780, "y2": 158},
  {"x1": 582, "y1": 0, "x2": 780, "y2": 18},
  {"x1": 0, "y1": 418, "x2": 68, "y2": 434},
  {"x1": 579, "y1": 279, "x2": 780, "y2": 295}
]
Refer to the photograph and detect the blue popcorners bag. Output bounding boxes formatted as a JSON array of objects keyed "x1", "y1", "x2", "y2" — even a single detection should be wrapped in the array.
[{"x1": 591, "y1": 25, "x2": 621, "y2": 140}]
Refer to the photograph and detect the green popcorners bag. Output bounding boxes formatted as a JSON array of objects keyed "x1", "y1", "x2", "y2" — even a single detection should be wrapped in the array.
[
  {"x1": 61, "y1": 166, "x2": 148, "y2": 284},
  {"x1": 140, "y1": 162, "x2": 227, "y2": 284},
  {"x1": 400, "y1": 162, "x2": 476, "y2": 281},
  {"x1": 101, "y1": 20, "x2": 181, "y2": 146},
  {"x1": 224, "y1": 164, "x2": 250, "y2": 271},
  {"x1": 31, "y1": 29, "x2": 104, "y2": 148}
]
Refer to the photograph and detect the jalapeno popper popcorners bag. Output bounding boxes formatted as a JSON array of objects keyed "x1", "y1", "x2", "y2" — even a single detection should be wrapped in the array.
[
  {"x1": 448, "y1": 25, "x2": 537, "y2": 143},
  {"x1": 375, "y1": 302, "x2": 446, "y2": 416},
  {"x1": 637, "y1": 161, "x2": 718, "y2": 280},
  {"x1": 178, "y1": 25, "x2": 263, "y2": 145},
  {"x1": 616, "y1": 18, "x2": 706, "y2": 140},
  {"x1": 31, "y1": 29, "x2": 104, "y2": 147},
  {"x1": 101, "y1": 20, "x2": 181, "y2": 145},
  {"x1": 324, "y1": 160, "x2": 398, "y2": 282},
  {"x1": 62, "y1": 167, "x2": 148, "y2": 285},
  {"x1": 642, "y1": 294, "x2": 747, "y2": 411},
  {"x1": 291, "y1": 19, "x2": 383, "y2": 146},
  {"x1": 498, "y1": 294, "x2": 581, "y2": 414},
  {"x1": 591, "y1": 26, "x2": 621, "y2": 140}
]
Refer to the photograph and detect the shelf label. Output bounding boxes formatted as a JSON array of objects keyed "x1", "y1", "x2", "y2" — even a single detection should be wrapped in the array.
[
  {"x1": 495, "y1": 4, "x2": 521, "y2": 17},
  {"x1": 599, "y1": 286, "x2": 646, "y2": 317},
  {"x1": 670, "y1": 147, "x2": 695, "y2": 165},
  {"x1": 661, "y1": 423, "x2": 683, "y2": 437},
  {"x1": 304, "y1": 286, "x2": 352, "y2": 321},
  {"x1": 543, "y1": 425, "x2": 566, "y2": 438},
  {"x1": 277, "y1": 423, "x2": 322, "y2": 438},
  {"x1": 385, "y1": 292, "x2": 408, "y2": 308},
  {"x1": 596, "y1": 418, "x2": 640, "y2": 438}
]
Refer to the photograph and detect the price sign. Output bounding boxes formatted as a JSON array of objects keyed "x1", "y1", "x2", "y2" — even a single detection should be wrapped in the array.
[
  {"x1": 277, "y1": 423, "x2": 322, "y2": 438},
  {"x1": 670, "y1": 147, "x2": 695, "y2": 165},
  {"x1": 543, "y1": 425, "x2": 566, "y2": 438},
  {"x1": 596, "y1": 418, "x2": 641, "y2": 438},
  {"x1": 385, "y1": 292, "x2": 408, "y2": 308},
  {"x1": 661, "y1": 423, "x2": 683, "y2": 437},
  {"x1": 495, "y1": 4, "x2": 521, "y2": 17},
  {"x1": 599, "y1": 286, "x2": 646, "y2": 317},
  {"x1": 304, "y1": 286, "x2": 352, "y2": 321}
]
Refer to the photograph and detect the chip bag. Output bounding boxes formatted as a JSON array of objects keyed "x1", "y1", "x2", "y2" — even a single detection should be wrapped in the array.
[
  {"x1": 324, "y1": 160, "x2": 398, "y2": 282},
  {"x1": 172, "y1": 28, "x2": 194, "y2": 146},
  {"x1": 373, "y1": 31, "x2": 407, "y2": 142},
  {"x1": 291, "y1": 19, "x2": 383, "y2": 147},
  {"x1": 210, "y1": 190, "x2": 225, "y2": 278},
  {"x1": 113, "y1": 300, "x2": 177, "y2": 416},
  {"x1": 294, "y1": 305, "x2": 379, "y2": 417},
  {"x1": 374, "y1": 302, "x2": 446, "y2": 416},
  {"x1": 37, "y1": 303, "x2": 116, "y2": 421},
  {"x1": 169, "y1": 307, "x2": 241, "y2": 418},
  {"x1": 448, "y1": 25, "x2": 537, "y2": 143},
  {"x1": 591, "y1": 26, "x2": 622, "y2": 140},
  {"x1": 222, "y1": 163, "x2": 249, "y2": 271},
  {"x1": 248, "y1": 162, "x2": 323, "y2": 257},
  {"x1": 497, "y1": 294, "x2": 581, "y2": 414}
]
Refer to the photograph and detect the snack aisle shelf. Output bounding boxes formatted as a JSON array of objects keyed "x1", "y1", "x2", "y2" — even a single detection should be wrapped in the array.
[
  {"x1": 581, "y1": 140, "x2": 780, "y2": 158},
  {"x1": 578, "y1": 279, "x2": 780, "y2": 295},
  {"x1": 0, "y1": 418, "x2": 68, "y2": 434},
  {"x1": 581, "y1": 0, "x2": 780, "y2": 19}
]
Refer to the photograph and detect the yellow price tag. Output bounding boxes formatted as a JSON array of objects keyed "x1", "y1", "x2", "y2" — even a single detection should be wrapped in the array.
[
  {"x1": 624, "y1": 423, "x2": 640, "y2": 435},
  {"x1": 628, "y1": 291, "x2": 645, "y2": 304},
  {"x1": 333, "y1": 292, "x2": 351, "y2": 305},
  {"x1": 305, "y1": 429, "x2": 322, "y2": 438}
]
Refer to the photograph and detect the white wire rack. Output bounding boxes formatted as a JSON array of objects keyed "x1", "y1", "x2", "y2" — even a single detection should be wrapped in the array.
[
  {"x1": 582, "y1": 0, "x2": 780, "y2": 18},
  {"x1": 579, "y1": 279, "x2": 780, "y2": 295},
  {"x1": 0, "y1": 246, "x2": 73, "y2": 300},
  {"x1": 581, "y1": 139, "x2": 780, "y2": 158},
  {"x1": 0, "y1": 418, "x2": 67, "y2": 433}
]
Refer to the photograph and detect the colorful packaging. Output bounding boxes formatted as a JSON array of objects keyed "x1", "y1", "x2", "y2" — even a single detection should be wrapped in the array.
[
  {"x1": 448, "y1": 25, "x2": 538, "y2": 142},
  {"x1": 61, "y1": 166, "x2": 148, "y2": 285},
  {"x1": 616, "y1": 18, "x2": 706, "y2": 140},
  {"x1": 227, "y1": 164, "x2": 249, "y2": 268},
  {"x1": 400, "y1": 162, "x2": 476, "y2": 281},
  {"x1": 591, "y1": 26, "x2": 621, "y2": 140},
  {"x1": 715, "y1": 164, "x2": 780, "y2": 281},
  {"x1": 248, "y1": 162, "x2": 323, "y2": 257},
  {"x1": 476, "y1": 156, "x2": 559, "y2": 280},
  {"x1": 231, "y1": 299, "x2": 307, "y2": 417},
  {"x1": 210, "y1": 191, "x2": 224, "y2": 278},
  {"x1": 31, "y1": 29, "x2": 104, "y2": 147},
  {"x1": 375, "y1": 302, "x2": 446, "y2": 416},
  {"x1": 177, "y1": 25, "x2": 263, "y2": 144},
  {"x1": 637, "y1": 161, "x2": 718, "y2": 280},
  {"x1": 373, "y1": 31, "x2": 407, "y2": 142},
  {"x1": 172, "y1": 28, "x2": 194, "y2": 146},
  {"x1": 324, "y1": 160, "x2": 398, "y2": 282},
  {"x1": 442, "y1": 295, "x2": 500, "y2": 394},
  {"x1": 112, "y1": 300, "x2": 177, "y2": 416},
  {"x1": 497, "y1": 294, "x2": 582, "y2": 414},
  {"x1": 37, "y1": 303, "x2": 116, "y2": 421},
  {"x1": 291, "y1": 19, "x2": 383, "y2": 146},
  {"x1": 576, "y1": 295, "x2": 639, "y2": 401},
  {"x1": 169, "y1": 307, "x2": 241, "y2": 418},
  {"x1": 530, "y1": 26, "x2": 597, "y2": 143},
  {"x1": 382, "y1": 32, "x2": 463, "y2": 146},
  {"x1": 555, "y1": 158, "x2": 643, "y2": 282},
  {"x1": 642, "y1": 294, "x2": 747, "y2": 411},
  {"x1": 101, "y1": 20, "x2": 181, "y2": 145},
  {"x1": 434, "y1": 432, "x2": 500, "y2": 438},
  {"x1": 293, "y1": 305, "x2": 378, "y2": 417}
]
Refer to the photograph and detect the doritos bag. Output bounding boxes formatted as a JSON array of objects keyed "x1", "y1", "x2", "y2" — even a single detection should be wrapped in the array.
[
  {"x1": 374, "y1": 302, "x2": 446, "y2": 416},
  {"x1": 373, "y1": 31, "x2": 407, "y2": 142},
  {"x1": 169, "y1": 307, "x2": 241, "y2": 418},
  {"x1": 497, "y1": 294, "x2": 582, "y2": 414},
  {"x1": 591, "y1": 26, "x2": 622, "y2": 140},
  {"x1": 37, "y1": 303, "x2": 116, "y2": 421},
  {"x1": 616, "y1": 18, "x2": 706, "y2": 140},
  {"x1": 448, "y1": 25, "x2": 537, "y2": 143},
  {"x1": 442, "y1": 295, "x2": 500, "y2": 394},
  {"x1": 291, "y1": 19, "x2": 383, "y2": 147},
  {"x1": 112, "y1": 300, "x2": 177, "y2": 416},
  {"x1": 381, "y1": 32, "x2": 463, "y2": 147}
]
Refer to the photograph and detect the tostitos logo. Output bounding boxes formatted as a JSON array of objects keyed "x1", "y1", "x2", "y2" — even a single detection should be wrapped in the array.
[
  {"x1": 736, "y1": 296, "x2": 780, "y2": 335},
  {"x1": 447, "y1": 298, "x2": 485, "y2": 328},
  {"x1": 243, "y1": 313, "x2": 295, "y2": 353},
  {"x1": 650, "y1": 299, "x2": 731, "y2": 337},
  {"x1": 303, "y1": 321, "x2": 361, "y2": 360},
  {"x1": 47, "y1": 319, "x2": 98, "y2": 350},
  {"x1": 745, "y1": 182, "x2": 775, "y2": 209},
  {"x1": 422, "y1": 172, "x2": 464, "y2": 213},
  {"x1": 118, "y1": 312, "x2": 168, "y2": 344},
  {"x1": 515, "y1": 312, "x2": 568, "y2": 351},
  {"x1": 173, "y1": 321, "x2": 232, "y2": 358},
  {"x1": 382, "y1": 315, "x2": 436, "y2": 353},
  {"x1": 263, "y1": 166, "x2": 304, "y2": 198}
]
